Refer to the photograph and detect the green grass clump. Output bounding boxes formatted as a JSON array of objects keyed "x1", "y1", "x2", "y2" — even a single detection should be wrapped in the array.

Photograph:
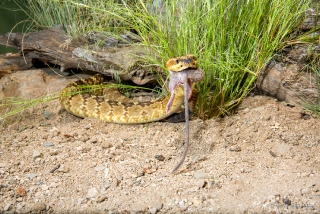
[{"x1": 10, "y1": 0, "x2": 311, "y2": 119}]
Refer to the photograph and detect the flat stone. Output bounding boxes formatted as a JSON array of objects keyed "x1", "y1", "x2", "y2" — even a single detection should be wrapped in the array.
[
  {"x1": 40, "y1": 184, "x2": 49, "y2": 191},
  {"x1": 87, "y1": 187, "x2": 98, "y2": 198},
  {"x1": 25, "y1": 173, "x2": 38, "y2": 179},
  {"x1": 229, "y1": 145, "x2": 241, "y2": 152},
  {"x1": 58, "y1": 164, "x2": 70, "y2": 173},
  {"x1": 194, "y1": 180, "x2": 207, "y2": 188},
  {"x1": 149, "y1": 207, "x2": 158, "y2": 214},
  {"x1": 22, "y1": 202, "x2": 46, "y2": 213},
  {"x1": 101, "y1": 142, "x2": 113, "y2": 149},
  {"x1": 154, "y1": 155, "x2": 165, "y2": 161},
  {"x1": 3, "y1": 202, "x2": 12, "y2": 211},
  {"x1": 149, "y1": 200, "x2": 163, "y2": 211},
  {"x1": 43, "y1": 110, "x2": 53, "y2": 119},
  {"x1": 3, "y1": 211, "x2": 15, "y2": 214},
  {"x1": 32, "y1": 150, "x2": 42, "y2": 160},
  {"x1": 193, "y1": 171, "x2": 208, "y2": 179},
  {"x1": 94, "y1": 166, "x2": 105, "y2": 172},
  {"x1": 43, "y1": 142, "x2": 54, "y2": 147},
  {"x1": 103, "y1": 181, "x2": 111, "y2": 190},
  {"x1": 96, "y1": 195, "x2": 108, "y2": 203},
  {"x1": 275, "y1": 143, "x2": 291, "y2": 155}
]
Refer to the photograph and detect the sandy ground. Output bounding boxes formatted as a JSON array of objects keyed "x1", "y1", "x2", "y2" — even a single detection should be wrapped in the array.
[{"x1": 0, "y1": 93, "x2": 319, "y2": 214}]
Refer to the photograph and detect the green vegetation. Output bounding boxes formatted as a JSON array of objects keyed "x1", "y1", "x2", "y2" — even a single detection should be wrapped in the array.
[{"x1": 7, "y1": 0, "x2": 312, "y2": 119}]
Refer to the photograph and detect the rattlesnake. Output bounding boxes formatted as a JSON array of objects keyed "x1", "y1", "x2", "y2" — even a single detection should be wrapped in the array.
[
  {"x1": 60, "y1": 55, "x2": 203, "y2": 123},
  {"x1": 60, "y1": 54, "x2": 204, "y2": 172}
]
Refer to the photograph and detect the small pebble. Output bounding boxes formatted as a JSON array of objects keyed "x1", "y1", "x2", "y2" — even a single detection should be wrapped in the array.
[
  {"x1": 49, "y1": 149, "x2": 59, "y2": 156},
  {"x1": 16, "y1": 187, "x2": 27, "y2": 196},
  {"x1": 40, "y1": 184, "x2": 49, "y2": 191},
  {"x1": 44, "y1": 110, "x2": 54, "y2": 119},
  {"x1": 194, "y1": 180, "x2": 207, "y2": 188},
  {"x1": 103, "y1": 181, "x2": 111, "y2": 190},
  {"x1": 193, "y1": 171, "x2": 208, "y2": 179},
  {"x1": 96, "y1": 195, "x2": 108, "y2": 203},
  {"x1": 25, "y1": 173, "x2": 38, "y2": 179},
  {"x1": 0, "y1": 163, "x2": 7, "y2": 168},
  {"x1": 3, "y1": 202, "x2": 12, "y2": 211},
  {"x1": 229, "y1": 145, "x2": 241, "y2": 152},
  {"x1": 94, "y1": 166, "x2": 105, "y2": 172},
  {"x1": 87, "y1": 187, "x2": 98, "y2": 198},
  {"x1": 149, "y1": 207, "x2": 157, "y2": 214},
  {"x1": 43, "y1": 142, "x2": 54, "y2": 147},
  {"x1": 150, "y1": 201, "x2": 163, "y2": 211},
  {"x1": 32, "y1": 150, "x2": 42, "y2": 160},
  {"x1": 3, "y1": 211, "x2": 15, "y2": 214},
  {"x1": 22, "y1": 202, "x2": 46, "y2": 213},
  {"x1": 58, "y1": 165, "x2": 70, "y2": 173},
  {"x1": 101, "y1": 142, "x2": 113, "y2": 149},
  {"x1": 154, "y1": 155, "x2": 165, "y2": 161}
]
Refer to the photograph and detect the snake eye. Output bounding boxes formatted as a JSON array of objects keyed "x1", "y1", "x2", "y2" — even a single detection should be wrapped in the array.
[{"x1": 176, "y1": 59, "x2": 179, "y2": 63}]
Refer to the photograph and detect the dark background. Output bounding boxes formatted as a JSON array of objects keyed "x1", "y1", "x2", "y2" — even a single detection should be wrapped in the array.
[{"x1": 0, "y1": 1, "x2": 28, "y2": 54}]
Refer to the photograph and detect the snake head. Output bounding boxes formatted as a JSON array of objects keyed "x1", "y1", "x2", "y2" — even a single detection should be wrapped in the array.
[
  {"x1": 165, "y1": 68, "x2": 204, "y2": 114},
  {"x1": 165, "y1": 54, "x2": 198, "y2": 72},
  {"x1": 165, "y1": 55, "x2": 204, "y2": 115}
]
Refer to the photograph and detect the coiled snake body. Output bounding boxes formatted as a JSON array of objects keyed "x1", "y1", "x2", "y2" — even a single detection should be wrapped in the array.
[{"x1": 60, "y1": 55, "x2": 204, "y2": 172}]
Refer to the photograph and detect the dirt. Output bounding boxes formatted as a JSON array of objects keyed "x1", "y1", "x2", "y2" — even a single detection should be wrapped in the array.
[{"x1": 0, "y1": 91, "x2": 319, "y2": 213}]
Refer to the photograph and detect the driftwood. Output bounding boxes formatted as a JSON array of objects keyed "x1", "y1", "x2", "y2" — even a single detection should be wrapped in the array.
[
  {"x1": 0, "y1": 25, "x2": 159, "y2": 85},
  {"x1": 0, "y1": 53, "x2": 32, "y2": 78},
  {"x1": 257, "y1": 45, "x2": 319, "y2": 106}
]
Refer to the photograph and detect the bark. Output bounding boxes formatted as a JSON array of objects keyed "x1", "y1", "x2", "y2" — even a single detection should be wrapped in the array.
[
  {"x1": 0, "y1": 25, "x2": 159, "y2": 85},
  {"x1": 0, "y1": 53, "x2": 32, "y2": 77},
  {"x1": 256, "y1": 45, "x2": 319, "y2": 106}
]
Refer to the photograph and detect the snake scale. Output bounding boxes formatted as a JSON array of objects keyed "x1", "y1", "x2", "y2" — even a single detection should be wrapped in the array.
[{"x1": 60, "y1": 54, "x2": 204, "y2": 172}]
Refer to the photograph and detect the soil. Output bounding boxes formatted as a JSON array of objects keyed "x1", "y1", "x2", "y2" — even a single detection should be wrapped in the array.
[{"x1": 0, "y1": 93, "x2": 319, "y2": 213}]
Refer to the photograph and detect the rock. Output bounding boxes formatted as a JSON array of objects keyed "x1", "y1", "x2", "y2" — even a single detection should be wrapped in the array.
[
  {"x1": 3, "y1": 211, "x2": 15, "y2": 214},
  {"x1": 32, "y1": 150, "x2": 42, "y2": 160},
  {"x1": 87, "y1": 187, "x2": 98, "y2": 199},
  {"x1": 103, "y1": 181, "x2": 111, "y2": 190},
  {"x1": 96, "y1": 195, "x2": 108, "y2": 203},
  {"x1": 16, "y1": 187, "x2": 27, "y2": 196},
  {"x1": 101, "y1": 142, "x2": 113, "y2": 149},
  {"x1": 193, "y1": 171, "x2": 208, "y2": 179},
  {"x1": 94, "y1": 166, "x2": 105, "y2": 172},
  {"x1": 0, "y1": 69, "x2": 88, "y2": 100},
  {"x1": 149, "y1": 200, "x2": 163, "y2": 211},
  {"x1": 43, "y1": 142, "x2": 54, "y2": 147},
  {"x1": 40, "y1": 184, "x2": 49, "y2": 191},
  {"x1": 49, "y1": 149, "x2": 59, "y2": 156},
  {"x1": 194, "y1": 180, "x2": 207, "y2": 188},
  {"x1": 193, "y1": 198, "x2": 203, "y2": 206},
  {"x1": 229, "y1": 145, "x2": 241, "y2": 152},
  {"x1": 58, "y1": 164, "x2": 70, "y2": 173},
  {"x1": 25, "y1": 173, "x2": 38, "y2": 179},
  {"x1": 22, "y1": 202, "x2": 46, "y2": 214},
  {"x1": 275, "y1": 143, "x2": 291, "y2": 155},
  {"x1": 3, "y1": 202, "x2": 13, "y2": 211},
  {"x1": 154, "y1": 154, "x2": 165, "y2": 161},
  {"x1": 86, "y1": 135, "x2": 102, "y2": 144},
  {"x1": 148, "y1": 207, "x2": 157, "y2": 214},
  {"x1": 43, "y1": 110, "x2": 53, "y2": 119}
]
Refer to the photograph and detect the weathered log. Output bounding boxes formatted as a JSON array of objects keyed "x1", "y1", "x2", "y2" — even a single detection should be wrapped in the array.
[
  {"x1": 0, "y1": 53, "x2": 32, "y2": 77},
  {"x1": 0, "y1": 25, "x2": 159, "y2": 85},
  {"x1": 256, "y1": 45, "x2": 319, "y2": 106}
]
